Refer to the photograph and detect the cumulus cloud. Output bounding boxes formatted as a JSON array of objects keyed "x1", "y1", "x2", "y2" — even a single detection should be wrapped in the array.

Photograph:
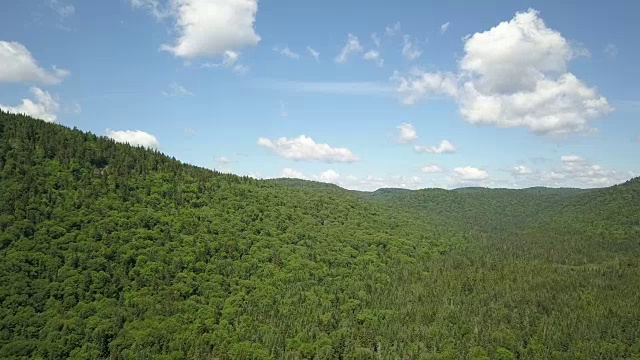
[
  {"x1": 402, "y1": 35, "x2": 422, "y2": 60},
  {"x1": 458, "y1": 9, "x2": 611, "y2": 134},
  {"x1": 134, "y1": 0, "x2": 261, "y2": 59},
  {"x1": 162, "y1": 83, "x2": 194, "y2": 96},
  {"x1": 319, "y1": 173, "x2": 425, "y2": 191},
  {"x1": 512, "y1": 165, "x2": 532, "y2": 175},
  {"x1": 280, "y1": 167, "x2": 307, "y2": 180},
  {"x1": 459, "y1": 73, "x2": 611, "y2": 134},
  {"x1": 414, "y1": 140, "x2": 456, "y2": 154},
  {"x1": 257, "y1": 135, "x2": 358, "y2": 163},
  {"x1": 335, "y1": 34, "x2": 363, "y2": 63},
  {"x1": 105, "y1": 129, "x2": 160, "y2": 149},
  {"x1": 319, "y1": 169, "x2": 341, "y2": 183},
  {"x1": 392, "y1": 9, "x2": 612, "y2": 135},
  {"x1": 420, "y1": 165, "x2": 443, "y2": 173},
  {"x1": 391, "y1": 69, "x2": 458, "y2": 105},
  {"x1": 512, "y1": 155, "x2": 627, "y2": 187},
  {"x1": 363, "y1": 50, "x2": 384, "y2": 67},
  {"x1": 453, "y1": 166, "x2": 489, "y2": 181},
  {"x1": 396, "y1": 123, "x2": 418, "y2": 143},
  {"x1": 349, "y1": 174, "x2": 423, "y2": 191},
  {"x1": 273, "y1": 46, "x2": 300, "y2": 59},
  {"x1": 0, "y1": 41, "x2": 69, "y2": 84},
  {"x1": 440, "y1": 22, "x2": 450, "y2": 34},
  {"x1": 561, "y1": 154, "x2": 584, "y2": 163},
  {"x1": 307, "y1": 46, "x2": 320, "y2": 61},
  {"x1": 272, "y1": 169, "x2": 426, "y2": 191},
  {"x1": 0, "y1": 87, "x2": 60, "y2": 122}
]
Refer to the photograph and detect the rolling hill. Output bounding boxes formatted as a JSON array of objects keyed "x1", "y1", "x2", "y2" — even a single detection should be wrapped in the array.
[{"x1": 1, "y1": 112, "x2": 639, "y2": 359}]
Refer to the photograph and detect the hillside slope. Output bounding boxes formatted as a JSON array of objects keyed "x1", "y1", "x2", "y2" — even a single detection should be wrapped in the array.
[
  {"x1": 1, "y1": 112, "x2": 639, "y2": 359},
  {"x1": 0, "y1": 112, "x2": 460, "y2": 359},
  {"x1": 365, "y1": 186, "x2": 588, "y2": 234}
]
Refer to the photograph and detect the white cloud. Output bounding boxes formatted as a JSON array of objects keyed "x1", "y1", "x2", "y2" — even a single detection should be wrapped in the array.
[
  {"x1": 258, "y1": 135, "x2": 358, "y2": 163},
  {"x1": 274, "y1": 46, "x2": 300, "y2": 59},
  {"x1": 184, "y1": 127, "x2": 196, "y2": 136},
  {"x1": 162, "y1": 83, "x2": 194, "y2": 96},
  {"x1": 319, "y1": 169, "x2": 341, "y2": 183},
  {"x1": 420, "y1": 165, "x2": 443, "y2": 173},
  {"x1": 385, "y1": 22, "x2": 401, "y2": 36},
  {"x1": 280, "y1": 167, "x2": 307, "y2": 179},
  {"x1": 561, "y1": 154, "x2": 584, "y2": 163},
  {"x1": 0, "y1": 87, "x2": 60, "y2": 122},
  {"x1": 270, "y1": 169, "x2": 427, "y2": 191},
  {"x1": 402, "y1": 35, "x2": 422, "y2": 60},
  {"x1": 459, "y1": 73, "x2": 611, "y2": 134},
  {"x1": 453, "y1": 166, "x2": 489, "y2": 181},
  {"x1": 604, "y1": 43, "x2": 618, "y2": 58},
  {"x1": 414, "y1": 140, "x2": 456, "y2": 154},
  {"x1": 391, "y1": 69, "x2": 458, "y2": 105},
  {"x1": 440, "y1": 22, "x2": 450, "y2": 34},
  {"x1": 105, "y1": 129, "x2": 160, "y2": 149},
  {"x1": 460, "y1": 9, "x2": 575, "y2": 94},
  {"x1": 371, "y1": 33, "x2": 381, "y2": 48},
  {"x1": 363, "y1": 50, "x2": 383, "y2": 67},
  {"x1": 391, "y1": 10, "x2": 612, "y2": 135},
  {"x1": 0, "y1": 41, "x2": 69, "y2": 84},
  {"x1": 216, "y1": 156, "x2": 233, "y2": 164},
  {"x1": 513, "y1": 156, "x2": 626, "y2": 187},
  {"x1": 154, "y1": 0, "x2": 261, "y2": 59},
  {"x1": 396, "y1": 123, "x2": 418, "y2": 143},
  {"x1": 315, "y1": 173, "x2": 426, "y2": 191},
  {"x1": 307, "y1": 46, "x2": 320, "y2": 61},
  {"x1": 347, "y1": 175, "x2": 423, "y2": 191},
  {"x1": 512, "y1": 165, "x2": 532, "y2": 175},
  {"x1": 458, "y1": 9, "x2": 611, "y2": 134},
  {"x1": 335, "y1": 34, "x2": 363, "y2": 63}
]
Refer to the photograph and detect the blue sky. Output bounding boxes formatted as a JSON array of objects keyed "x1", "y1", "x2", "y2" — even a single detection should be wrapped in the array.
[{"x1": 1, "y1": 0, "x2": 638, "y2": 190}]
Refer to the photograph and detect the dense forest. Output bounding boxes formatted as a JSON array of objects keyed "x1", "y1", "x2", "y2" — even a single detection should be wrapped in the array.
[{"x1": 1, "y1": 111, "x2": 639, "y2": 359}]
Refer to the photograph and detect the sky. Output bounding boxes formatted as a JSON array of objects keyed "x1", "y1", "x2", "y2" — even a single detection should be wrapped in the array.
[{"x1": 1, "y1": 0, "x2": 639, "y2": 191}]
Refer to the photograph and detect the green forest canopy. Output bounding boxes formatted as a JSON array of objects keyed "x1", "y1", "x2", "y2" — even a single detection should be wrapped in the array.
[{"x1": 1, "y1": 111, "x2": 639, "y2": 359}]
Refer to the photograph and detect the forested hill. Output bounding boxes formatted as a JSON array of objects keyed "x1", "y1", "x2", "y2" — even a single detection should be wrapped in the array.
[
  {"x1": 361, "y1": 186, "x2": 588, "y2": 234},
  {"x1": 0, "y1": 112, "x2": 461, "y2": 359},
  {"x1": 362, "y1": 179, "x2": 639, "y2": 238},
  {"x1": 2, "y1": 112, "x2": 640, "y2": 359}
]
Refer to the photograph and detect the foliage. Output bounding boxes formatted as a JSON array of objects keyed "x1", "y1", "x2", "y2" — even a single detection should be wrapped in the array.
[{"x1": 1, "y1": 111, "x2": 639, "y2": 359}]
